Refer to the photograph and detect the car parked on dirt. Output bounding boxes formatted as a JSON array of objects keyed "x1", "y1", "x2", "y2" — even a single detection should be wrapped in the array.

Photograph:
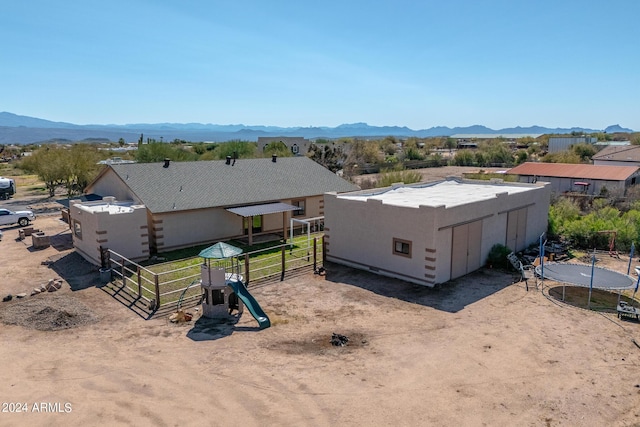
[{"x1": 0, "y1": 208, "x2": 36, "y2": 227}]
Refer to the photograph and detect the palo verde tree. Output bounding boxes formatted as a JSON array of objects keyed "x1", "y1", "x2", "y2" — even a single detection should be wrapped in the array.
[
  {"x1": 64, "y1": 144, "x2": 103, "y2": 196},
  {"x1": 20, "y1": 144, "x2": 103, "y2": 197},
  {"x1": 262, "y1": 141, "x2": 293, "y2": 158},
  {"x1": 20, "y1": 146, "x2": 67, "y2": 196},
  {"x1": 215, "y1": 140, "x2": 257, "y2": 160},
  {"x1": 135, "y1": 142, "x2": 199, "y2": 163}
]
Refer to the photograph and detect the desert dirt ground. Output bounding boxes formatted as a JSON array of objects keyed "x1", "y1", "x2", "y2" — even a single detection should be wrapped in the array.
[{"x1": 2, "y1": 175, "x2": 640, "y2": 426}]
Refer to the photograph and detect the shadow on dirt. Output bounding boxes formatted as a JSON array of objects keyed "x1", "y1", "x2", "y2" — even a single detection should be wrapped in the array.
[
  {"x1": 186, "y1": 316, "x2": 238, "y2": 341},
  {"x1": 47, "y1": 251, "x2": 101, "y2": 291},
  {"x1": 322, "y1": 262, "x2": 517, "y2": 313}
]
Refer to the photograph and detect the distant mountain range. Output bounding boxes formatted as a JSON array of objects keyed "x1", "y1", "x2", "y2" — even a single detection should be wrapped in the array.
[{"x1": 0, "y1": 112, "x2": 634, "y2": 144}]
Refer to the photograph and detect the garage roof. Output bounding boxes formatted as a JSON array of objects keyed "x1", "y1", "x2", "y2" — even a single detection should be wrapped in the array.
[{"x1": 337, "y1": 180, "x2": 538, "y2": 208}]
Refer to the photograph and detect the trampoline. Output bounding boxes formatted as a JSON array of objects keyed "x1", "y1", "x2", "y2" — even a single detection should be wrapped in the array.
[{"x1": 535, "y1": 262, "x2": 636, "y2": 290}]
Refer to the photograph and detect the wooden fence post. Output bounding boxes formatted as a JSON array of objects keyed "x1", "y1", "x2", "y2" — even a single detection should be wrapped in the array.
[
  {"x1": 121, "y1": 256, "x2": 126, "y2": 287},
  {"x1": 281, "y1": 245, "x2": 286, "y2": 281},
  {"x1": 244, "y1": 255, "x2": 250, "y2": 286},
  {"x1": 154, "y1": 274, "x2": 160, "y2": 310},
  {"x1": 322, "y1": 235, "x2": 326, "y2": 265},
  {"x1": 313, "y1": 237, "x2": 317, "y2": 272},
  {"x1": 137, "y1": 266, "x2": 142, "y2": 298}
]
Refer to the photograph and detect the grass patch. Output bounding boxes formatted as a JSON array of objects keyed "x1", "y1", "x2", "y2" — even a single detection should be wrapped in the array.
[
  {"x1": 127, "y1": 234, "x2": 324, "y2": 306},
  {"x1": 463, "y1": 172, "x2": 518, "y2": 182}
]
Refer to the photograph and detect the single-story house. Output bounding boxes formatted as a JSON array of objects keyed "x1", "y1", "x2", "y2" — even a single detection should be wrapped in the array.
[
  {"x1": 592, "y1": 145, "x2": 640, "y2": 167},
  {"x1": 506, "y1": 162, "x2": 640, "y2": 195},
  {"x1": 324, "y1": 178, "x2": 551, "y2": 287},
  {"x1": 70, "y1": 156, "x2": 358, "y2": 265}
]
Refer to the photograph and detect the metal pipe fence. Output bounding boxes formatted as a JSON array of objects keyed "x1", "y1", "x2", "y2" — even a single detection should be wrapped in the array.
[{"x1": 105, "y1": 236, "x2": 323, "y2": 311}]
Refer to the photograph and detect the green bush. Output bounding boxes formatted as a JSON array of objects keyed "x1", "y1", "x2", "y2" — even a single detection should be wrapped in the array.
[{"x1": 486, "y1": 244, "x2": 512, "y2": 270}]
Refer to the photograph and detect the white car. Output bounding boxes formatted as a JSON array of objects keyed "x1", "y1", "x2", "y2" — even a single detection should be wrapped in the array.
[{"x1": 0, "y1": 208, "x2": 36, "y2": 227}]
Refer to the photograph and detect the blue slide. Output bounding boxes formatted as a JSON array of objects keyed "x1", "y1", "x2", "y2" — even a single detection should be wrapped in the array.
[{"x1": 227, "y1": 280, "x2": 271, "y2": 329}]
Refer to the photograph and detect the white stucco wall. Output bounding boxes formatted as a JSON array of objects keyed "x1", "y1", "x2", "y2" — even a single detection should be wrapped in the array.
[
  {"x1": 70, "y1": 198, "x2": 148, "y2": 265},
  {"x1": 324, "y1": 180, "x2": 551, "y2": 286}
]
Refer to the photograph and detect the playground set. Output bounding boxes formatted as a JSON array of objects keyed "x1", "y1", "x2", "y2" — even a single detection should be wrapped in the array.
[{"x1": 197, "y1": 242, "x2": 270, "y2": 329}]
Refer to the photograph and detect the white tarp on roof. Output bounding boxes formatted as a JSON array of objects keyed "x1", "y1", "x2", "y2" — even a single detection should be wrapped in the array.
[{"x1": 226, "y1": 202, "x2": 301, "y2": 217}]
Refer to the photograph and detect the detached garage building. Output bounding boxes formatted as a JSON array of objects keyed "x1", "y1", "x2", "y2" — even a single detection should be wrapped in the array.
[{"x1": 324, "y1": 178, "x2": 551, "y2": 287}]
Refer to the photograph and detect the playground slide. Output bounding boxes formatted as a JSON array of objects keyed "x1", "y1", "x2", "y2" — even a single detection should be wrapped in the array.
[{"x1": 227, "y1": 280, "x2": 271, "y2": 329}]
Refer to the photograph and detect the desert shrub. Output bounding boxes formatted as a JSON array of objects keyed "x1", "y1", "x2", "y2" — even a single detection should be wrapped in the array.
[
  {"x1": 486, "y1": 244, "x2": 512, "y2": 270},
  {"x1": 376, "y1": 167, "x2": 421, "y2": 187}
]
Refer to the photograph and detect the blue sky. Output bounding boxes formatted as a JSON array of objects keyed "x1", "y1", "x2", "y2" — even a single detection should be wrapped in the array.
[{"x1": 2, "y1": 1, "x2": 639, "y2": 130}]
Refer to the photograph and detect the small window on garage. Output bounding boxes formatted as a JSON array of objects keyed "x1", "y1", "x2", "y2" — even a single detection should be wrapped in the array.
[
  {"x1": 73, "y1": 220, "x2": 82, "y2": 240},
  {"x1": 393, "y1": 238, "x2": 411, "y2": 258}
]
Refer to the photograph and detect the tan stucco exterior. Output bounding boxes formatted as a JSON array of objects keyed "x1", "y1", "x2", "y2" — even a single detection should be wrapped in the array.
[
  {"x1": 82, "y1": 169, "x2": 330, "y2": 258},
  {"x1": 324, "y1": 179, "x2": 551, "y2": 287},
  {"x1": 69, "y1": 197, "x2": 148, "y2": 265}
]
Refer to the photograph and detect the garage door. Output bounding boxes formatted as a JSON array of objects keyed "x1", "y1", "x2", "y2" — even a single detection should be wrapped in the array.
[
  {"x1": 450, "y1": 220, "x2": 483, "y2": 280},
  {"x1": 506, "y1": 208, "x2": 527, "y2": 252}
]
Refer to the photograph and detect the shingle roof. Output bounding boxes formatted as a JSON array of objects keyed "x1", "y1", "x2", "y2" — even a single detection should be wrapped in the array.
[
  {"x1": 507, "y1": 162, "x2": 639, "y2": 180},
  {"x1": 592, "y1": 145, "x2": 640, "y2": 162},
  {"x1": 106, "y1": 157, "x2": 359, "y2": 213}
]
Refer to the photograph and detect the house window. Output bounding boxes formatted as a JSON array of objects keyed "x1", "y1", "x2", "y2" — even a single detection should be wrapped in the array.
[
  {"x1": 73, "y1": 220, "x2": 82, "y2": 240},
  {"x1": 291, "y1": 144, "x2": 299, "y2": 155},
  {"x1": 393, "y1": 238, "x2": 411, "y2": 258},
  {"x1": 293, "y1": 199, "x2": 305, "y2": 216}
]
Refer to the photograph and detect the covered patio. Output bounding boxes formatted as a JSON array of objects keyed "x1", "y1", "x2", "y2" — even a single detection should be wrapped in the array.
[{"x1": 226, "y1": 202, "x2": 301, "y2": 246}]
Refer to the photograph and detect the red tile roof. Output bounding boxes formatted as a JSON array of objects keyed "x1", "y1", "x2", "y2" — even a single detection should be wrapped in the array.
[{"x1": 507, "y1": 162, "x2": 639, "y2": 181}]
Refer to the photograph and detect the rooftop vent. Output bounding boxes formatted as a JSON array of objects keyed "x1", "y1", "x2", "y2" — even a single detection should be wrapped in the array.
[
  {"x1": 272, "y1": 154, "x2": 277, "y2": 163},
  {"x1": 226, "y1": 156, "x2": 232, "y2": 165},
  {"x1": 163, "y1": 158, "x2": 170, "y2": 168}
]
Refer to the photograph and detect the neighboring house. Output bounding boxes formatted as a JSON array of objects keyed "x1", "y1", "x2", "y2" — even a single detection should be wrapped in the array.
[
  {"x1": 70, "y1": 156, "x2": 358, "y2": 265},
  {"x1": 324, "y1": 178, "x2": 551, "y2": 287},
  {"x1": 592, "y1": 145, "x2": 640, "y2": 167},
  {"x1": 257, "y1": 136, "x2": 311, "y2": 156},
  {"x1": 548, "y1": 136, "x2": 597, "y2": 153},
  {"x1": 506, "y1": 162, "x2": 640, "y2": 195}
]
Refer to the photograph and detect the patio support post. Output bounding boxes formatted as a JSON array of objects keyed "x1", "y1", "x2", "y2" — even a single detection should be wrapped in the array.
[{"x1": 282, "y1": 211, "x2": 287, "y2": 243}]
